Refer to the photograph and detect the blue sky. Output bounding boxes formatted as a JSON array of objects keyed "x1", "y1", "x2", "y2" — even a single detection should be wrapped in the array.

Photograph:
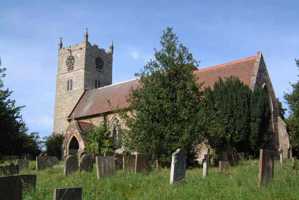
[{"x1": 0, "y1": 0, "x2": 298, "y2": 137}]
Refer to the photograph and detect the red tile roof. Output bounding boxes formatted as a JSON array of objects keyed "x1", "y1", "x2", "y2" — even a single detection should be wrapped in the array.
[{"x1": 70, "y1": 53, "x2": 260, "y2": 119}]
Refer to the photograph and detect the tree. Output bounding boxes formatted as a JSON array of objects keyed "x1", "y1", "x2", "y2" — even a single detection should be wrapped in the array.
[
  {"x1": 0, "y1": 59, "x2": 41, "y2": 158},
  {"x1": 201, "y1": 77, "x2": 271, "y2": 159},
  {"x1": 124, "y1": 27, "x2": 203, "y2": 165},
  {"x1": 85, "y1": 124, "x2": 113, "y2": 156},
  {"x1": 285, "y1": 60, "x2": 299, "y2": 156},
  {"x1": 44, "y1": 134, "x2": 64, "y2": 159}
]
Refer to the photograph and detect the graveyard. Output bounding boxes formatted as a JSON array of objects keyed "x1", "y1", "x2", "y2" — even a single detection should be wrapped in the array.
[{"x1": 16, "y1": 159, "x2": 299, "y2": 200}]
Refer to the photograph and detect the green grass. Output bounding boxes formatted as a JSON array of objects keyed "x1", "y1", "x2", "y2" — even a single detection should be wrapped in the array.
[{"x1": 23, "y1": 160, "x2": 299, "y2": 200}]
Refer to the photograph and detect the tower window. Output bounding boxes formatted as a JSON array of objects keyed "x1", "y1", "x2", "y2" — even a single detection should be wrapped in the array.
[
  {"x1": 67, "y1": 79, "x2": 73, "y2": 91},
  {"x1": 95, "y1": 80, "x2": 101, "y2": 88}
]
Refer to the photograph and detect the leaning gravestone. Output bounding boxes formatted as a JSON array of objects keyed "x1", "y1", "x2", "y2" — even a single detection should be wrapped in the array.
[
  {"x1": 17, "y1": 159, "x2": 29, "y2": 171},
  {"x1": 202, "y1": 154, "x2": 209, "y2": 178},
  {"x1": 36, "y1": 155, "x2": 59, "y2": 170},
  {"x1": 79, "y1": 153, "x2": 93, "y2": 172},
  {"x1": 258, "y1": 149, "x2": 274, "y2": 187},
  {"x1": 64, "y1": 155, "x2": 79, "y2": 176},
  {"x1": 170, "y1": 149, "x2": 186, "y2": 184},
  {"x1": 19, "y1": 174, "x2": 36, "y2": 192},
  {"x1": 54, "y1": 187, "x2": 82, "y2": 200},
  {"x1": 0, "y1": 175, "x2": 22, "y2": 200},
  {"x1": 96, "y1": 156, "x2": 115, "y2": 179}
]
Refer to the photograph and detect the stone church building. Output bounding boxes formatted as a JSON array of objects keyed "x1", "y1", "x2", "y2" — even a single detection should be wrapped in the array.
[{"x1": 53, "y1": 32, "x2": 290, "y2": 158}]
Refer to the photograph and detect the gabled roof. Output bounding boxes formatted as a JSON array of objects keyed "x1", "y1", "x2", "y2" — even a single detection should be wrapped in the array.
[{"x1": 69, "y1": 52, "x2": 261, "y2": 119}]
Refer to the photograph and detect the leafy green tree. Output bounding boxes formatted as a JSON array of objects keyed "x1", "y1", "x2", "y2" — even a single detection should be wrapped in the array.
[
  {"x1": 285, "y1": 60, "x2": 299, "y2": 156},
  {"x1": 124, "y1": 27, "x2": 203, "y2": 164},
  {"x1": 201, "y1": 77, "x2": 271, "y2": 158},
  {"x1": 44, "y1": 134, "x2": 64, "y2": 159},
  {"x1": 0, "y1": 60, "x2": 41, "y2": 158},
  {"x1": 85, "y1": 124, "x2": 113, "y2": 156}
]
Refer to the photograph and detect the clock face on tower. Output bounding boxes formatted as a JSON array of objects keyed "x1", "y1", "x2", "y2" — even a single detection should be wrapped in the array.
[
  {"x1": 95, "y1": 57, "x2": 104, "y2": 71},
  {"x1": 66, "y1": 55, "x2": 75, "y2": 71}
]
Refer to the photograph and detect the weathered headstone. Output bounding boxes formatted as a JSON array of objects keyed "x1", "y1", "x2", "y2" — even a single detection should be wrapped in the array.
[
  {"x1": 170, "y1": 149, "x2": 186, "y2": 184},
  {"x1": 258, "y1": 149, "x2": 274, "y2": 187},
  {"x1": 36, "y1": 155, "x2": 59, "y2": 170},
  {"x1": 53, "y1": 187, "x2": 82, "y2": 200},
  {"x1": 17, "y1": 159, "x2": 29, "y2": 171},
  {"x1": 64, "y1": 155, "x2": 79, "y2": 176},
  {"x1": 79, "y1": 153, "x2": 93, "y2": 172},
  {"x1": 0, "y1": 175, "x2": 22, "y2": 200},
  {"x1": 218, "y1": 161, "x2": 230, "y2": 172},
  {"x1": 0, "y1": 163, "x2": 19, "y2": 176},
  {"x1": 96, "y1": 156, "x2": 115, "y2": 179},
  {"x1": 202, "y1": 154, "x2": 208, "y2": 178},
  {"x1": 19, "y1": 174, "x2": 36, "y2": 192}
]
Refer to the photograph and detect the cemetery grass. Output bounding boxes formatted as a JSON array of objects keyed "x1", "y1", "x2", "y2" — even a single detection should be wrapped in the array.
[{"x1": 23, "y1": 160, "x2": 299, "y2": 200}]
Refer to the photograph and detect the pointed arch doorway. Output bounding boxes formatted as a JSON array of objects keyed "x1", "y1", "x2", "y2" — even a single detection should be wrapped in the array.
[{"x1": 68, "y1": 136, "x2": 79, "y2": 155}]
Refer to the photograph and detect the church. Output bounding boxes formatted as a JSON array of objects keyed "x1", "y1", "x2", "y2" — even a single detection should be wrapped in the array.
[{"x1": 53, "y1": 32, "x2": 290, "y2": 158}]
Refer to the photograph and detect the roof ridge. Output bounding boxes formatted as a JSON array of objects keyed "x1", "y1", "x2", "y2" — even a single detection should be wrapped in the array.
[
  {"x1": 197, "y1": 54, "x2": 257, "y2": 73},
  {"x1": 87, "y1": 78, "x2": 138, "y2": 93}
]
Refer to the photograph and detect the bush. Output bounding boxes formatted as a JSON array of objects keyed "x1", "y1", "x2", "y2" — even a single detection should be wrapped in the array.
[{"x1": 44, "y1": 134, "x2": 64, "y2": 160}]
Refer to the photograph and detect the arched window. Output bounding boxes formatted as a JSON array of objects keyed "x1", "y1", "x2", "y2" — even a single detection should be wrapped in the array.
[
  {"x1": 68, "y1": 136, "x2": 79, "y2": 155},
  {"x1": 110, "y1": 118, "x2": 121, "y2": 148}
]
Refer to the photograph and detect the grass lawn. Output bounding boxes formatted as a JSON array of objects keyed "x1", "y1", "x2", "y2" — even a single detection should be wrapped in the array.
[{"x1": 23, "y1": 160, "x2": 299, "y2": 200}]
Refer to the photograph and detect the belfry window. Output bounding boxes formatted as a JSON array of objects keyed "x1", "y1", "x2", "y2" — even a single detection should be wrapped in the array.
[
  {"x1": 67, "y1": 79, "x2": 73, "y2": 91},
  {"x1": 95, "y1": 80, "x2": 101, "y2": 88}
]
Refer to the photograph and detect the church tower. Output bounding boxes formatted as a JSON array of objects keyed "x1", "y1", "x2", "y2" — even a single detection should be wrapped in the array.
[{"x1": 53, "y1": 31, "x2": 113, "y2": 134}]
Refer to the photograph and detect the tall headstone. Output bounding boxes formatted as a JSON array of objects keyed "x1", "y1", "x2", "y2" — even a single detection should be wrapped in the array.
[
  {"x1": 258, "y1": 149, "x2": 274, "y2": 187},
  {"x1": 0, "y1": 175, "x2": 22, "y2": 200},
  {"x1": 53, "y1": 187, "x2": 82, "y2": 200},
  {"x1": 96, "y1": 156, "x2": 115, "y2": 179},
  {"x1": 64, "y1": 155, "x2": 79, "y2": 176},
  {"x1": 170, "y1": 149, "x2": 186, "y2": 184},
  {"x1": 202, "y1": 154, "x2": 209, "y2": 178},
  {"x1": 79, "y1": 153, "x2": 93, "y2": 172}
]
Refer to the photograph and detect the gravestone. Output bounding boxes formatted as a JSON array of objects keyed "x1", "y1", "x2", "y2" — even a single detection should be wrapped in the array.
[
  {"x1": 0, "y1": 175, "x2": 22, "y2": 200},
  {"x1": 54, "y1": 187, "x2": 82, "y2": 200},
  {"x1": 17, "y1": 159, "x2": 29, "y2": 171},
  {"x1": 0, "y1": 163, "x2": 19, "y2": 176},
  {"x1": 96, "y1": 156, "x2": 115, "y2": 179},
  {"x1": 218, "y1": 161, "x2": 230, "y2": 172},
  {"x1": 258, "y1": 149, "x2": 274, "y2": 187},
  {"x1": 79, "y1": 153, "x2": 93, "y2": 172},
  {"x1": 170, "y1": 149, "x2": 186, "y2": 184},
  {"x1": 202, "y1": 154, "x2": 209, "y2": 178},
  {"x1": 19, "y1": 174, "x2": 36, "y2": 191},
  {"x1": 36, "y1": 155, "x2": 59, "y2": 170},
  {"x1": 64, "y1": 155, "x2": 79, "y2": 176}
]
